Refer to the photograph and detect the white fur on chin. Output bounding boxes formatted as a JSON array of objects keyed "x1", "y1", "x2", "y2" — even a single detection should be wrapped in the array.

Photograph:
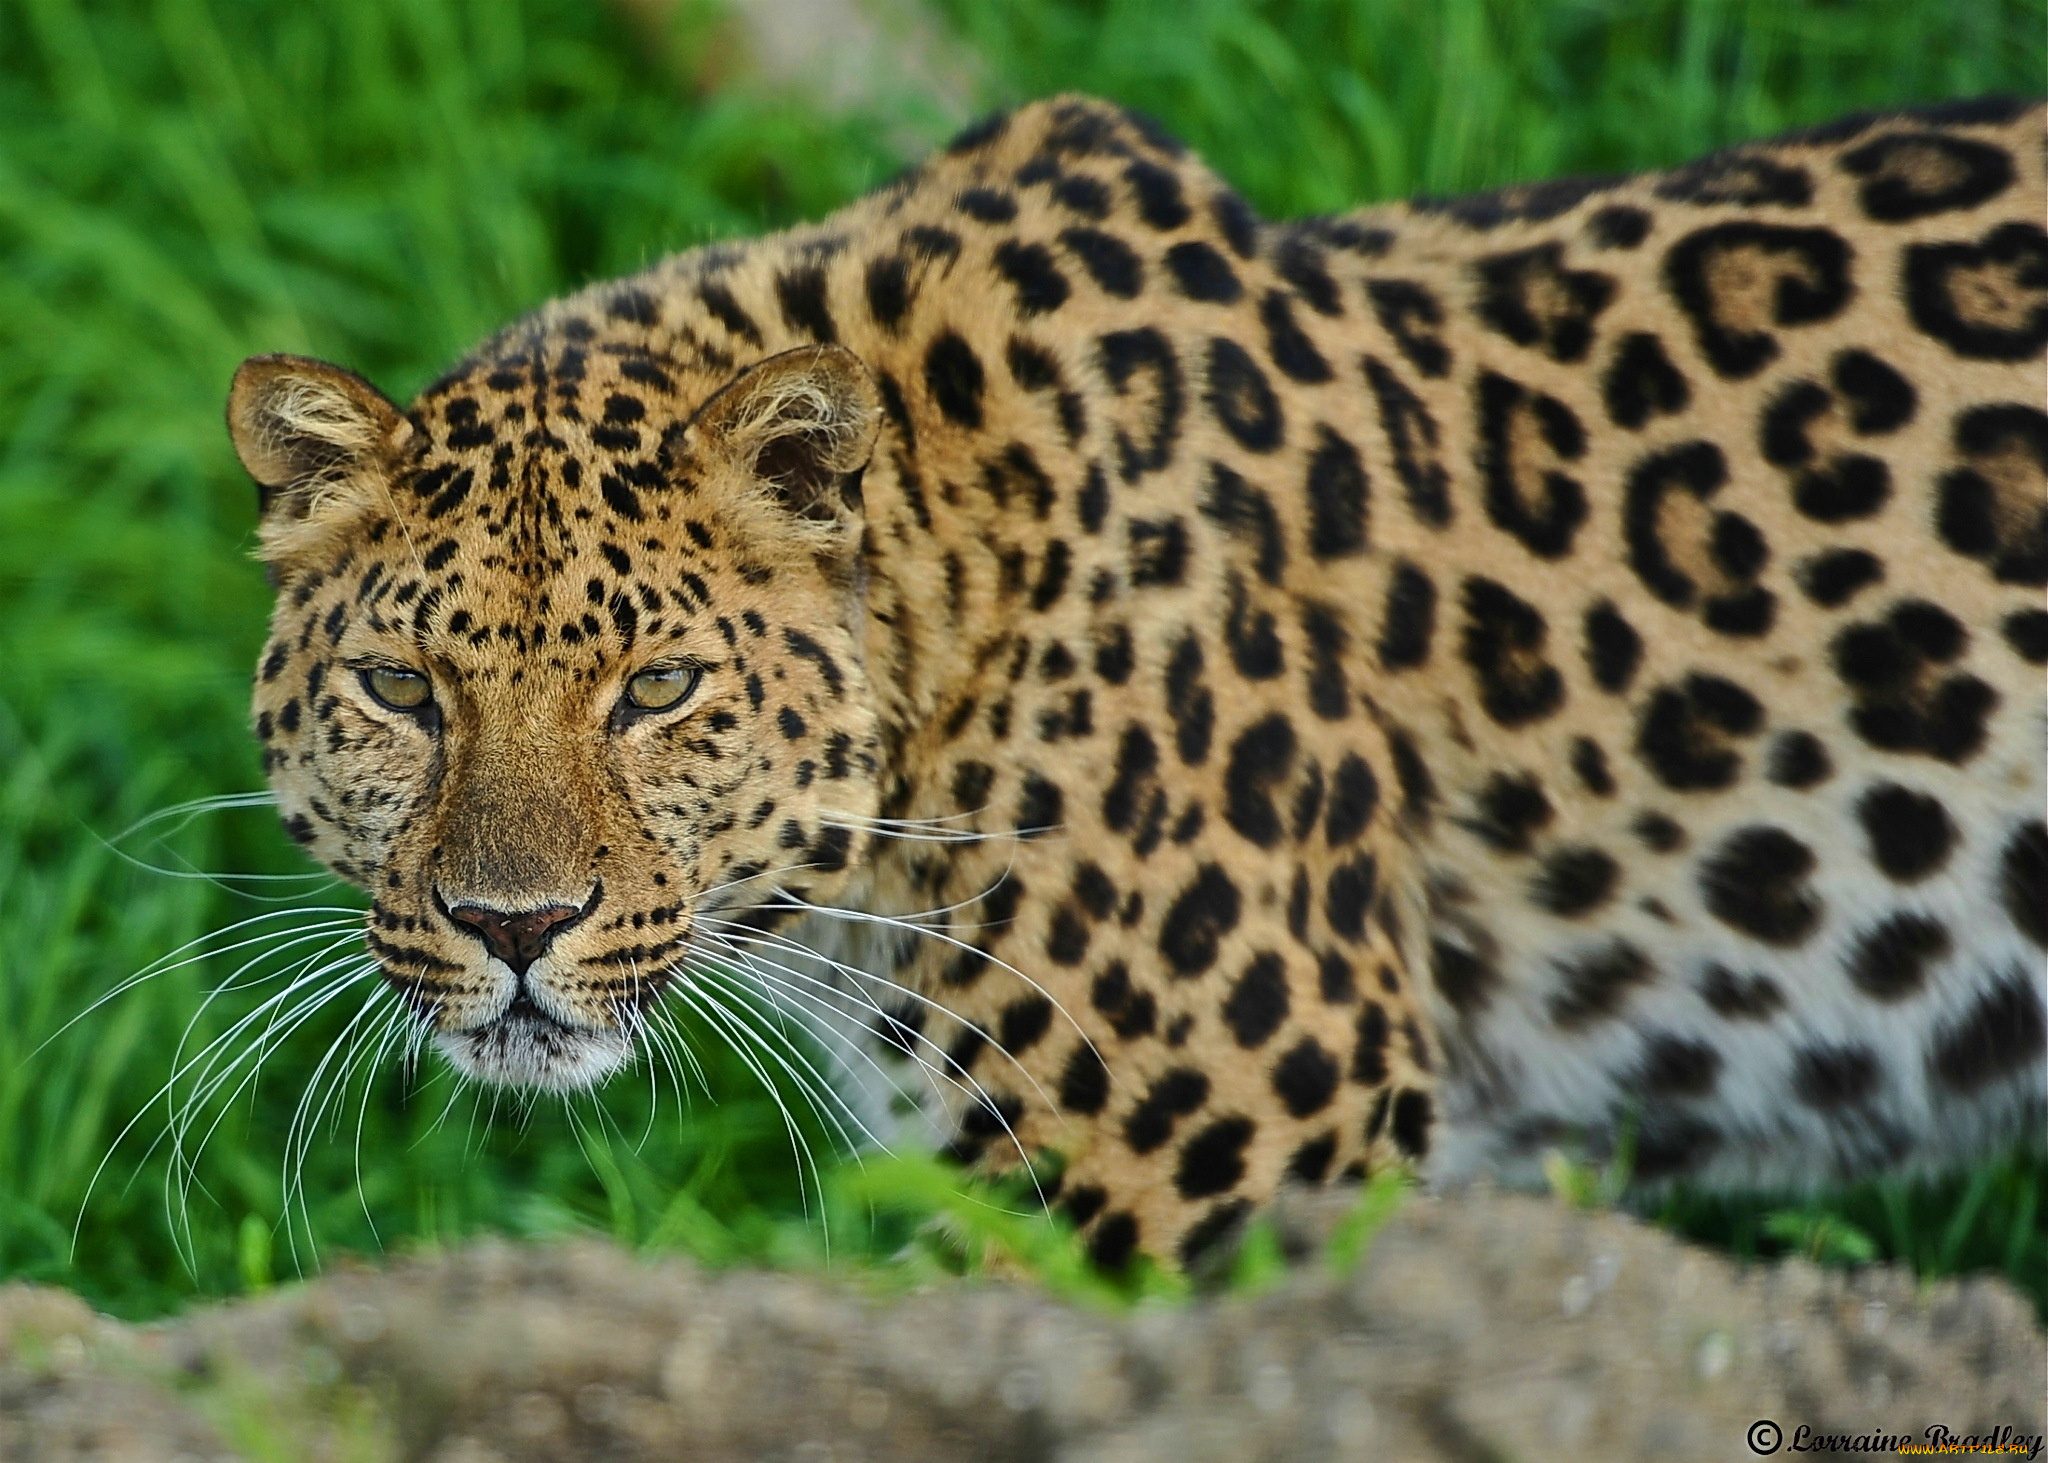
[{"x1": 434, "y1": 1015, "x2": 633, "y2": 1092}]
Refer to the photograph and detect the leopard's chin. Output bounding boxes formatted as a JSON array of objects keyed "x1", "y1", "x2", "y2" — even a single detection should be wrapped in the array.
[{"x1": 434, "y1": 998, "x2": 634, "y2": 1092}]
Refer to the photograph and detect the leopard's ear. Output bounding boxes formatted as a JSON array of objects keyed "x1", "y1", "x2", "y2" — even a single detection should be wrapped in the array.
[
  {"x1": 227, "y1": 354, "x2": 412, "y2": 559},
  {"x1": 682, "y1": 345, "x2": 881, "y2": 529}
]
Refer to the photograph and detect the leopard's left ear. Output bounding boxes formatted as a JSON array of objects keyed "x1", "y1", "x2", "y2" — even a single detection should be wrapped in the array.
[
  {"x1": 228, "y1": 354, "x2": 411, "y2": 517},
  {"x1": 228, "y1": 354, "x2": 415, "y2": 569},
  {"x1": 682, "y1": 345, "x2": 881, "y2": 528}
]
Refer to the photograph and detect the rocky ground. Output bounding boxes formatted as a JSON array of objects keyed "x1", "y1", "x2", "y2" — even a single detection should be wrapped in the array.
[{"x1": 4, "y1": 1189, "x2": 2042, "y2": 1462}]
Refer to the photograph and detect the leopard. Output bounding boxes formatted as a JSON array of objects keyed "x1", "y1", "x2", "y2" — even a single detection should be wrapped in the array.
[{"x1": 225, "y1": 94, "x2": 2048, "y2": 1270}]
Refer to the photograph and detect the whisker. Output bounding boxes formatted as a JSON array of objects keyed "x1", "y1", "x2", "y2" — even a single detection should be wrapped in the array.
[
  {"x1": 163, "y1": 940, "x2": 370, "y2": 1141},
  {"x1": 70, "y1": 934, "x2": 361, "y2": 1258},
  {"x1": 151, "y1": 940, "x2": 372, "y2": 1171},
  {"x1": 688, "y1": 950, "x2": 921, "y2": 1147},
  {"x1": 159, "y1": 941, "x2": 373, "y2": 1120},
  {"x1": 689, "y1": 859, "x2": 824, "y2": 909},
  {"x1": 696, "y1": 903, "x2": 1085, "y2": 1123},
  {"x1": 618, "y1": 964, "x2": 695, "y2": 1140},
  {"x1": 339, "y1": 1000, "x2": 412, "y2": 1266},
  {"x1": 724, "y1": 855, "x2": 1033, "y2": 930},
  {"x1": 691, "y1": 925, "x2": 1002, "y2": 1112},
  {"x1": 694, "y1": 936, "x2": 956, "y2": 1129},
  {"x1": 107, "y1": 790, "x2": 280, "y2": 845},
  {"x1": 637, "y1": 982, "x2": 666, "y2": 1146},
  {"x1": 160, "y1": 960, "x2": 379, "y2": 1271},
  {"x1": 695, "y1": 916, "x2": 1022, "y2": 1059},
  {"x1": 692, "y1": 932, "x2": 1046, "y2": 1194},
  {"x1": 814, "y1": 809, "x2": 1017, "y2": 846},
  {"x1": 32, "y1": 911, "x2": 366, "y2": 1062},
  {"x1": 280, "y1": 980, "x2": 399, "y2": 1263},
  {"x1": 753, "y1": 896, "x2": 1091, "y2": 1049},
  {"x1": 683, "y1": 962, "x2": 880, "y2": 1156},
  {"x1": 92, "y1": 792, "x2": 344, "y2": 897},
  {"x1": 647, "y1": 1002, "x2": 712, "y2": 1100},
  {"x1": 165, "y1": 955, "x2": 378, "y2": 1186},
  {"x1": 662, "y1": 973, "x2": 830, "y2": 1224}
]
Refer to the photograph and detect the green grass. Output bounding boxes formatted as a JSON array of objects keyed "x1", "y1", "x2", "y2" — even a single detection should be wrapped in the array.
[
  {"x1": 938, "y1": 0, "x2": 2043, "y2": 212},
  {"x1": 1, "y1": 0, "x2": 2041, "y2": 1321}
]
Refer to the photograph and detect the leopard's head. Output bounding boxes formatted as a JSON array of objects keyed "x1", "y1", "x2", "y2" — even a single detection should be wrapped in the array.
[{"x1": 228, "y1": 333, "x2": 885, "y2": 1090}]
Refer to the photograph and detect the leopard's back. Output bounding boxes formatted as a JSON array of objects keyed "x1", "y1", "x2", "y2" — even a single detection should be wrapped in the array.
[
  {"x1": 824, "y1": 95, "x2": 2048, "y2": 1252},
  {"x1": 1274, "y1": 100, "x2": 2048, "y2": 1189}
]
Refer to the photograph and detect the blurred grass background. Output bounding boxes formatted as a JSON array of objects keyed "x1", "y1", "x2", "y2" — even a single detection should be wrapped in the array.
[{"x1": 0, "y1": 0, "x2": 2041, "y2": 1320}]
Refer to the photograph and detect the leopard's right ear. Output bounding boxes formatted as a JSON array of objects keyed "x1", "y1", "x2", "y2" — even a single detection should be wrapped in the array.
[{"x1": 227, "y1": 354, "x2": 412, "y2": 561}]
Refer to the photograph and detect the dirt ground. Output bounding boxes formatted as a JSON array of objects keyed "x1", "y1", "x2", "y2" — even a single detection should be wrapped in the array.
[{"x1": 5, "y1": 1189, "x2": 2042, "y2": 1462}]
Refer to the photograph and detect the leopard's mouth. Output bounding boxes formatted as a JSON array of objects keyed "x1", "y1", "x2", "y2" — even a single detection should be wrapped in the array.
[{"x1": 432, "y1": 992, "x2": 636, "y2": 1092}]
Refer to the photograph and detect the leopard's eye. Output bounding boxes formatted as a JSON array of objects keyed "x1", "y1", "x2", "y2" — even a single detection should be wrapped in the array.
[
  {"x1": 361, "y1": 666, "x2": 432, "y2": 712},
  {"x1": 623, "y1": 665, "x2": 701, "y2": 713}
]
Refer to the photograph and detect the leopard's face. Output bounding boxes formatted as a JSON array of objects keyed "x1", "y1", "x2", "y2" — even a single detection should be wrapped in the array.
[{"x1": 235, "y1": 342, "x2": 885, "y2": 1090}]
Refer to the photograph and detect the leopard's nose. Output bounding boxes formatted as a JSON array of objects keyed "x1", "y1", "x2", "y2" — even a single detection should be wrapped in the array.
[{"x1": 442, "y1": 887, "x2": 598, "y2": 976}]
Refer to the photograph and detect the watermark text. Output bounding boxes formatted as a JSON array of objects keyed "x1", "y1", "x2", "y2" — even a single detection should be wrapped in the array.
[{"x1": 1747, "y1": 1421, "x2": 2043, "y2": 1458}]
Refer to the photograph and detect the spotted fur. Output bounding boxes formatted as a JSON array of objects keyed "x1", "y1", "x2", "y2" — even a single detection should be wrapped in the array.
[{"x1": 228, "y1": 96, "x2": 2048, "y2": 1267}]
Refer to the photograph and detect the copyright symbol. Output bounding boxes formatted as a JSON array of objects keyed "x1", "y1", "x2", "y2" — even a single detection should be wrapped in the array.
[{"x1": 1748, "y1": 1419, "x2": 1782, "y2": 1455}]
